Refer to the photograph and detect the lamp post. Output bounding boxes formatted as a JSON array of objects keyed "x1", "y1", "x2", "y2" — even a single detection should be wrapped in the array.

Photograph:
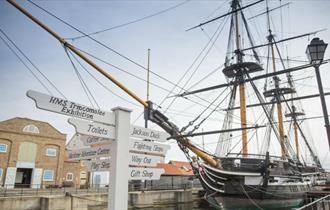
[{"x1": 306, "y1": 37, "x2": 330, "y2": 149}]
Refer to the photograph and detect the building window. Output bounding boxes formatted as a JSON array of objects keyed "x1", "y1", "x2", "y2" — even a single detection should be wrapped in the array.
[
  {"x1": 23, "y1": 125, "x2": 39, "y2": 134},
  {"x1": 46, "y1": 148, "x2": 57, "y2": 157},
  {"x1": 43, "y1": 170, "x2": 54, "y2": 181},
  {"x1": 0, "y1": 144, "x2": 7, "y2": 153},
  {"x1": 66, "y1": 173, "x2": 73, "y2": 181}
]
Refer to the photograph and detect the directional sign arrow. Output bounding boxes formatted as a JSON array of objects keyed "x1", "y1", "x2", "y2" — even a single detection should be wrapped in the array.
[
  {"x1": 67, "y1": 145, "x2": 111, "y2": 160},
  {"x1": 130, "y1": 125, "x2": 170, "y2": 142},
  {"x1": 129, "y1": 153, "x2": 162, "y2": 167},
  {"x1": 68, "y1": 118, "x2": 115, "y2": 139},
  {"x1": 128, "y1": 167, "x2": 165, "y2": 181},
  {"x1": 27, "y1": 90, "x2": 115, "y2": 124},
  {"x1": 84, "y1": 159, "x2": 111, "y2": 172},
  {"x1": 71, "y1": 134, "x2": 112, "y2": 146},
  {"x1": 129, "y1": 139, "x2": 170, "y2": 155}
]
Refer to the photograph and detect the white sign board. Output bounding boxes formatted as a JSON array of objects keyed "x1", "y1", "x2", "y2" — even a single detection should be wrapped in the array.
[
  {"x1": 67, "y1": 145, "x2": 111, "y2": 160},
  {"x1": 128, "y1": 167, "x2": 165, "y2": 181},
  {"x1": 68, "y1": 118, "x2": 115, "y2": 139},
  {"x1": 130, "y1": 125, "x2": 170, "y2": 142},
  {"x1": 27, "y1": 90, "x2": 115, "y2": 124},
  {"x1": 84, "y1": 159, "x2": 111, "y2": 172},
  {"x1": 72, "y1": 134, "x2": 112, "y2": 146},
  {"x1": 4, "y1": 167, "x2": 17, "y2": 189},
  {"x1": 129, "y1": 153, "x2": 162, "y2": 167},
  {"x1": 129, "y1": 139, "x2": 170, "y2": 155},
  {"x1": 31, "y1": 168, "x2": 43, "y2": 189}
]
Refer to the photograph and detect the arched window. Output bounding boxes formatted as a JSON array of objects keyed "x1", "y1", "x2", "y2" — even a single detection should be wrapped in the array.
[{"x1": 23, "y1": 125, "x2": 40, "y2": 134}]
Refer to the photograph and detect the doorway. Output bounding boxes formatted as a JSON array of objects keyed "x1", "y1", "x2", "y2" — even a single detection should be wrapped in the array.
[{"x1": 15, "y1": 168, "x2": 32, "y2": 188}]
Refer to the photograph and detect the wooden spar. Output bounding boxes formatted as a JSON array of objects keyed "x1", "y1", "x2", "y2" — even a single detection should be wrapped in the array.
[
  {"x1": 240, "y1": 83, "x2": 248, "y2": 157},
  {"x1": 225, "y1": 92, "x2": 330, "y2": 110},
  {"x1": 232, "y1": 0, "x2": 248, "y2": 157},
  {"x1": 186, "y1": 0, "x2": 264, "y2": 31},
  {"x1": 294, "y1": 121, "x2": 299, "y2": 161},
  {"x1": 7, "y1": 0, "x2": 221, "y2": 168},
  {"x1": 270, "y1": 39, "x2": 287, "y2": 160},
  {"x1": 178, "y1": 125, "x2": 265, "y2": 138},
  {"x1": 240, "y1": 29, "x2": 326, "y2": 52},
  {"x1": 248, "y1": 2, "x2": 291, "y2": 20},
  {"x1": 176, "y1": 62, "x2": 327, "y2": 98}
]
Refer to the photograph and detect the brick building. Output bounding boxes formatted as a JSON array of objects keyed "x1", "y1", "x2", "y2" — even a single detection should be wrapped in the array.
[{"x1": 0, "y1": 117, "x2": 84, "y2": 188}]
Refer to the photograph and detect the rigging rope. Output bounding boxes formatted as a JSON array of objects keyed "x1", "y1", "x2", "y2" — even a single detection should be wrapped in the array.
[
  {"x1": 0, "y1": 28, "x2": 66, "y2": 99},
  {"x1": 63, "y1": 47, "x2": 100, "y2": 109},
  {"x1": 68, "y1": 49, "x2": 141, "y2": 107},
  {"x1": 67, "y1": 0, "x2": 191, "y2": 41},
  {"x1": 72, "y1": 46, "x2": 172, "y2": 93},
  {"x1": 27, "y1": 0, "x2": 193, "y2": 97},
  {"x1": 189, "y1": 88, "x2": 232, "y2": 134},
  {"x1": 181, "y1": 86, "x2": 229, "y2": 133},
  {"x1": 160, "y1": 14, "x2": 230, "y2": 112},
  {"x1": 0, "y1": 32, "x2": 52, "y2": 95}
]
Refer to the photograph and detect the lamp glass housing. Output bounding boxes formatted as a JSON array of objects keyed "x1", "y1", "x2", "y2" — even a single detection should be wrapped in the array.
[{"x1": 306, "y1": 37, "x2": 328, "y2": 65}]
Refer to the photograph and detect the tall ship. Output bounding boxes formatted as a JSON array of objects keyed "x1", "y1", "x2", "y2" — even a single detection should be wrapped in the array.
[{"x1": 7, "y1": 0, "x2": 328, "y2": 209}]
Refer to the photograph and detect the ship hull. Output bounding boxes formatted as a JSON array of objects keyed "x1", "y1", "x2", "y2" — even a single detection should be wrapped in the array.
[{"x1": 196, "y1": 158, "x2": 315, "y2": 210}]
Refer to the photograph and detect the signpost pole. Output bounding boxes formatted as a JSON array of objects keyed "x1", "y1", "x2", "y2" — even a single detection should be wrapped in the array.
[{"x1": 108, "y1": 107, "x2": 131, "y2": 210}]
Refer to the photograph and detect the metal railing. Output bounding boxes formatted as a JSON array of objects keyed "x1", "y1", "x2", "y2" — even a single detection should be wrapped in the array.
[
  {"x1": 295, "y1": 194, "x2": 330, "y2": 210},
  {"x1": 0, "y1": 180, "x2": 203, "y2": 197},
  {"x1": 0, "y1": 184, "x2": 107, "y2": 197}
]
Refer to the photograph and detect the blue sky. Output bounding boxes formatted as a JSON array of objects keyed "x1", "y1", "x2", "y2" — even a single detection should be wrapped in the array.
[{"x1": 0, "y1": 0, "x2": 330, "y2": 168}]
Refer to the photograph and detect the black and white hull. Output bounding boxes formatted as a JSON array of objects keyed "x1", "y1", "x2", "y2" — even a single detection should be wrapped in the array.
[{"x1": 195, "y1": 158, "x2": 318, "y2": 210}]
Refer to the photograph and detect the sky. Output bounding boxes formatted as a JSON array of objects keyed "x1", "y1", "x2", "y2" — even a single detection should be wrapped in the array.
[{"x1": 0, "y1": 0, "x2": 330, "y2": 168}]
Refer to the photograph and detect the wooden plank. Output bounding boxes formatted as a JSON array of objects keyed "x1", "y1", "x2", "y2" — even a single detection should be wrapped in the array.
[
  {"x1": 129, "y1": 138, "x2": 170, "y2": 155},
  {"x1": 68, "y1": 118, "x2": 115, "y2": 139},
  {"x1": 27, "y1": 90, "x2": 115, "y2": 124},
  {"x1": 128, "y1": 167, "x2": 165, "y2": 181},
  {"x1": 129, "y1": 153, "x2": 162, "y2": 167},
  {"x1": 130, "y1": 125, "x2": 169, "y2": 142},
  {"x1": 67, "y1": 145, "x2": 111, "y2": 160}
]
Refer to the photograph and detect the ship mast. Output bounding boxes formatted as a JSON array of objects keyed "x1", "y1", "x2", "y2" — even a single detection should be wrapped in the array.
[
  {"x1": 233, "y1": 0, "x2": 248, "y2": 157},
  {"x1": 221, "y1": 0, "x2": 264, "y2": 158},
  {"x1": 263, "y1": 0, "x2": 290, "y2": 160}
]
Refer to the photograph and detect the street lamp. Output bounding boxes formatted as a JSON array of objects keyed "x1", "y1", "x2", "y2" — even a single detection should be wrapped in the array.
[{"x1": 306, "y1": 37, "x2": 330, "y2": 150}]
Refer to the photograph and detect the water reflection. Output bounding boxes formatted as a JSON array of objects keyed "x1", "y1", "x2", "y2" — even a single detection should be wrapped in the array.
[
  {"x1": 131, "y1": 199, "x2": 218, "y2": 210},
  {"x1": 130, "y1": 199, "x2": 297, "y2": 210}
]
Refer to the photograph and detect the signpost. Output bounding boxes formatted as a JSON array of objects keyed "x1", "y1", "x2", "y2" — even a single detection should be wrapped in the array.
[
  {"x1": 72, "y1": 134, "x2": 112, "y2": 146},
  {"x1": 129, "y1": 138, "x2": 170, "y2": 155},
  {"x1": 130, "y1": 125, "x2": 170, "y2": 142},
  {"x1": 129, "y1": 153, "x2": 162, "y2": 167},
  {"x1": 68, "y1": 118, "x2": 116, "y2": 139},
  {"x1": 27, "y1": 90, "x2": 115, "y2": 124},
  {"x1": 84, "y1": 159, "x2": 111, "y2": 172},
  {"x1": 27, "y1": 90, "x2": 171, "y2": 210},
  {"x1": 128, "y1": 168, "x2": 165, "y2": 181},
  {"x1": 67, "y1": 144, "x2": 111, "y2": 160},
  {"x1": 108, "y1": 107, "x2": 131, "y2": 210}
]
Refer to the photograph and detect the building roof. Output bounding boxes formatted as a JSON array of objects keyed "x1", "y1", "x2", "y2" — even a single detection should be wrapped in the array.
[
  {"x1": 64, "y1": 149, "x2": 80, "y2": 163},
  {"x1": 0, "y1": 117, "x2": 66, "y2": 140},
  {"x1": 156, "y1": 160, "x2": 194, "y2": 176}
]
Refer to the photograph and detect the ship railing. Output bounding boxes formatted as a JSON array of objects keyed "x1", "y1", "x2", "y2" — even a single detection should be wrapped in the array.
[
  {"x1": 294, "y1": 194, "x2": 330, "y2": 210},
  {"x1": 225, "y1": 153, "x2": 283, "y2": 160}
]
